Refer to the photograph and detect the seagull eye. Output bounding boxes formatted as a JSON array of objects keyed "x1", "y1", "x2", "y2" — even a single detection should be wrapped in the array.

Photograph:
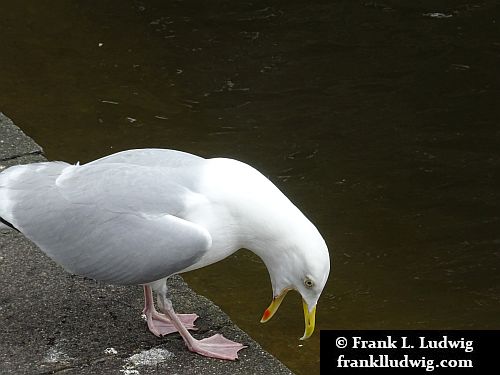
[{"x1": 304, "y1": 278, "x2": 314, "y2": 288}]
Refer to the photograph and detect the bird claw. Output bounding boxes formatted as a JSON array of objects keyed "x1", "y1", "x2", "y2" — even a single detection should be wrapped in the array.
[{"x1": 188, "y1": 333, "x2": 247, "y2": 360}]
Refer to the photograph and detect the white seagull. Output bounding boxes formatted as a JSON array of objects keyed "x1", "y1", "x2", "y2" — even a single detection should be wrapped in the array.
[{"x1": 0, "y1": 148, "x2": 330, "y2": 360}]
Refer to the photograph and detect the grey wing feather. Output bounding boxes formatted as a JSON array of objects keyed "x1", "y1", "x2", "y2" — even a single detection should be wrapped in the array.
[
  {"x1": 3, "y1": 160, "x2": 212, "y2": 284},
  {"x1": 56, "y1": 163, "x2": 193, "y2": 216}
]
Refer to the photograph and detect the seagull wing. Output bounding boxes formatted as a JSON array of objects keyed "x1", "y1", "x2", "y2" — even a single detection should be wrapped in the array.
[
  {"x1": 87, "y1": 148, "x2": 204, "y2": 168},
  {"x1": 5, "y1": 161, "x2": 211, "y2": 285}
]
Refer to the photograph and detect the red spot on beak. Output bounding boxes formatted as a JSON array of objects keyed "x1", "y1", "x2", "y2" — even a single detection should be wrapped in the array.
[{"x1": 262, "y1": 309, "x2": 271, "y2": 321}]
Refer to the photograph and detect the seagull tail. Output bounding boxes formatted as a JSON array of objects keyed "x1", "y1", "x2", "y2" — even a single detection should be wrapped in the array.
[
  {"x1": 0, "y1": 216, "x2": 19, "y2": 231},
  {"x1": 0, "y1": 166, "x2": 20, "y2": 232}
]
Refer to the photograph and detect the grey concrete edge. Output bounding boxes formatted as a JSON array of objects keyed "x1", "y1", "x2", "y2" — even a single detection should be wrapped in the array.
[{"x1": 0, "y1": 113, "x2": 294, "y2": 375}]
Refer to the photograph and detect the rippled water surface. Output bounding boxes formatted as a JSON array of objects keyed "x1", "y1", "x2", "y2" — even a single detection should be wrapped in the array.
[{"x1": 1, "y1": 1, "x2": 500, "y2": 374}]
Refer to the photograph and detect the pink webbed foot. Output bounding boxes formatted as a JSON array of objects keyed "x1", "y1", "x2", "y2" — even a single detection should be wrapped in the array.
[
  {"x1": 187, "y1": 333, "x2": 247, "y2": 360},
  {"x1": 143, "y1": 284, "x2": 198, "y2": 336},
  {"x1": 145, "y1": 310, "x2": 198, "y2": 337},
  {"x1": 147, "y1": 285, "x2": 247, "y2": 360}
]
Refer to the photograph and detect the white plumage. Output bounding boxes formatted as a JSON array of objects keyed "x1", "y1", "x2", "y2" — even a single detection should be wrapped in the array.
[{"x1": 0, "y1": 148, "x2": 330, "y2": 360}]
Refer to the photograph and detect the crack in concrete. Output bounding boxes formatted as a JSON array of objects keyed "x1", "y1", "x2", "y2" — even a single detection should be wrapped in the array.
[
  {"x1": 38, "y1": 363, "x2": 79, "y2": 375},
  {"x1": 0, "y1": 150, "x2": 44, "y2": 162}
]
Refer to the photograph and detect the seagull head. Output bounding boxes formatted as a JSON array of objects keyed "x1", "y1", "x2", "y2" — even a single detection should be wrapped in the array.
[{"x1": 258, "y1": 216, "x2": 330, "y2": 340}]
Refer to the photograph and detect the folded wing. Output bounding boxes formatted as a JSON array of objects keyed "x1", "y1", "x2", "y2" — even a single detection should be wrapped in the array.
[{"x1": 3, "y1": 160, "x2": 211, "y2": 285}]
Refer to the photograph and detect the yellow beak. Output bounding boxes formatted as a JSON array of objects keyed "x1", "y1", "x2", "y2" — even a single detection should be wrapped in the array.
[
  {"x1": 300, "y1": 300, "x2": 316, "y2": 340},
  {"x1": 260, "y1": 289, "x2": 289, "y2": 323},
  {"x1": 260, "y1": 291, "x2": 317, "y2": 340}
]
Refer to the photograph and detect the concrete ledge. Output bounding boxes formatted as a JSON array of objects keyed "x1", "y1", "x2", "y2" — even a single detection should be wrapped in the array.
[
  {"x1": 0, "y1": 113, "x2": 43, "y2": 161},
  {"x1": 0, "y1": 113, "x2": 293, "y2": 374}
]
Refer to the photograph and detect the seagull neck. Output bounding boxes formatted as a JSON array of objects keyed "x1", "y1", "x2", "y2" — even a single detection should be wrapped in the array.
[{"x1": 202, "y1": 157, "x2": 311, "y2": 271}]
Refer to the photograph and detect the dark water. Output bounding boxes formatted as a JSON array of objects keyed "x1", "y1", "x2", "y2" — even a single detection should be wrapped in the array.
[{"x1": 1, "y1": 1, "x2": 500, "y2": 374}]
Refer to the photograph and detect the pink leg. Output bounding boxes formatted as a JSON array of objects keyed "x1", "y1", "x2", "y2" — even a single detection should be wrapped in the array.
[
  {"x1": 143, "y1": 285, "x2": 198, "y2": 336},
  {"x1": 158, "y1": 292, "x2": 247, "y2": 360}
]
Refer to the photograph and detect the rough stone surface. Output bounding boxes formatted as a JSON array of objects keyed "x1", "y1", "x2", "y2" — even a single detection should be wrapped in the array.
[
  {"x1": 0, "y1": 114, "x2": 293, "y2": 375},
  {"x1": 0, "y1": 112, "x2": 43, "y2": 161}
]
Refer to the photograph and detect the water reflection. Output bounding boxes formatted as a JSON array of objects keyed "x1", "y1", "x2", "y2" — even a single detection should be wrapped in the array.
[{"x1": 1, "y1": 1, "x2": 499, "y2": 374}]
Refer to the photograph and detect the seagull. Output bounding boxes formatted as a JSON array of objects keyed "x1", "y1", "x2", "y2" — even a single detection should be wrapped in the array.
[{"x1": 0, "y1": 148, "x2": 330, "y2": 360}]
